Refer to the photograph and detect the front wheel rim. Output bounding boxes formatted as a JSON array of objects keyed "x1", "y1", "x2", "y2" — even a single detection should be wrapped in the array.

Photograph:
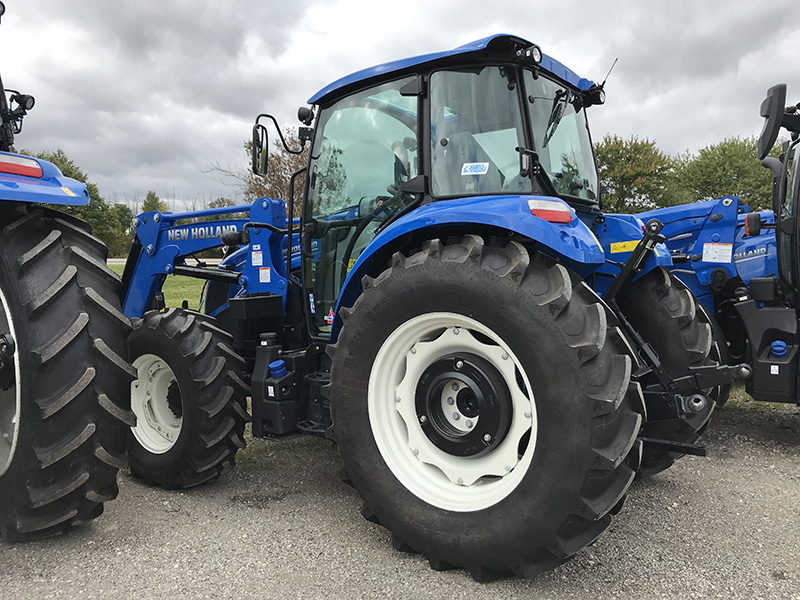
[
  {"x1": 131, "y1": 354, "x2": 182, "y2": 454},
  {"x1": 0, "y1": 284, "x2": 20, "y2": 478},
  {"x1": 369, "y1": 312, "x2": 537, "y2": 512}
]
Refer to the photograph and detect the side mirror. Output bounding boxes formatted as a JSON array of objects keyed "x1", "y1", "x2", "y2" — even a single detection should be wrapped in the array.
[
  {"x1": 758, "y1": 84, "x2": 786, "y2": 160},
  {"x1": 252, "y1": 123, "x2": 268, "y2": 176}
]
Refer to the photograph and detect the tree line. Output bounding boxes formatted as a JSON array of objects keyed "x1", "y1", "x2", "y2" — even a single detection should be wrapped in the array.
[
  {"x1": 595, "y1": 134, "x2": 780, "y2": 213},
  {"x1": 28, "y1": 131, "x2": 777, "y2": 256}
]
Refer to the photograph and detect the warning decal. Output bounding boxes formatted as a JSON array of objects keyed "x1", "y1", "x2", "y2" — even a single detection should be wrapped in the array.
[{"x1": 702, "y1": 243, "x2": 733, "y2": 264}]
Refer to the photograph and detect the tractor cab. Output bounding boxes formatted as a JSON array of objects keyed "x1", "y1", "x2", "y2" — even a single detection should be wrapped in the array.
[{"x1": 253, "y1": 35, "x2": 606, "y2": 339}]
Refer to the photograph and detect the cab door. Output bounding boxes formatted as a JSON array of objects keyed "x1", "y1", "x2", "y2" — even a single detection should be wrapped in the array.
[{"x1": 301, "y1": 78, "x2": 419, "y2": 339}]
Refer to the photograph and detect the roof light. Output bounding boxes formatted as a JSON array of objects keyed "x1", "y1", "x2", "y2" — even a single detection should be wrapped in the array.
[
  {"x1": 527, "y1": 199, "x2": 573, "y2": 223},
  {"x1": 527, "y1": 45, "x2": 542, "y2": 64},
  {"x1": 0, "y1": 154, "x2": 43, "y2": 178}
]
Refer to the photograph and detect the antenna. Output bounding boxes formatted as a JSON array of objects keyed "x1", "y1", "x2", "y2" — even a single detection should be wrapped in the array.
[{"x1": 601, "y1": 58, "x2": 618, "y2": 88}]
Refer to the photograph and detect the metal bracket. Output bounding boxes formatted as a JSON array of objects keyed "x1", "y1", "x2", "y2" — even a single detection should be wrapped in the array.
[{"x1": 638, "y1": 436, "x2": 707, "y2": 457}]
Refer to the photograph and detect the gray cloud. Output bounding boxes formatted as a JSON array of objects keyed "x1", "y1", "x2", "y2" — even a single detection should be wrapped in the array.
[{"x1": 3, "y1": 0, "x2": 799, "y2": 210}]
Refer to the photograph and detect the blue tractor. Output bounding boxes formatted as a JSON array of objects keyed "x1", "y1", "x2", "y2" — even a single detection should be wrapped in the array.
[
  {"x1": 119, "y1": 35, "x2": 745, "y2": 579},
  {"x1": 635, "y1": 83, "x2": 800, "y2": 407},
  {"x1": 0, "y1": 2, "x2": 133, "y2": 541}
]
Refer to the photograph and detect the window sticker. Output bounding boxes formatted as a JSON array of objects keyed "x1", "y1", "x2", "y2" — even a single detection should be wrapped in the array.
[{"x1": 461, "y1": 162, "x2": 489, "y2": 176}]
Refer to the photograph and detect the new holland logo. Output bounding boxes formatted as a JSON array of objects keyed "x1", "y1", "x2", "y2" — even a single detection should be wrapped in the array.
[
  {"x1": 167, "y1": 224, "x2": 238, "y2": 242},
  {"x1": 733, "y1": 247, "x2": 767, "y2": 261}
]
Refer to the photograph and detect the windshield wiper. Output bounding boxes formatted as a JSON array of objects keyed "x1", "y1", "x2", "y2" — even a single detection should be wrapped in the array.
[{"x1": 542, "y1": 89, "x2": 568, "y2": 148}]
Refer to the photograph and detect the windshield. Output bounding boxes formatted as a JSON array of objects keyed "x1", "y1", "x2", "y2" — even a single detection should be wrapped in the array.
[
  {"x1": 304, "y1": 77, "x2": 418, "y2": 337},
  {"x1": 525, "y1": 71, "x2": 598, "y2": 203},
  {"x1": 430, "y1": 67, "x2": 530, "y2": 196}
]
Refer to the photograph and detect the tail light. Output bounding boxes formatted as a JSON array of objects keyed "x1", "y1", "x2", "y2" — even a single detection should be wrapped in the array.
[
  {"x1": 0, "y1": 154, "x2": 43, "y2": 178},
  {"x1": 527, "y1": 199, "x2": 573, "y2": 223}
]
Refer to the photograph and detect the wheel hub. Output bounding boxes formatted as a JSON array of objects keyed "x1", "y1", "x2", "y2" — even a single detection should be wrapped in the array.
[
  {"x1": 369, "y1": 313, "x2": 537, "y2": 511},
  {"x1": 415, "y1": 353, "x2": 511, "y2": 457},
  {"x1": 131, "y1": 354, "x2": 182, "y2": 454}
]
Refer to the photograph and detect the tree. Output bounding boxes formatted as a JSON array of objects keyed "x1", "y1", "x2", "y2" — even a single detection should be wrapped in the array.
[
  {"x1": 142, "y1": 190, "x2": 170, "y2": 213},
  {"x1": 210, "y1": 128, "x2": 309, "y2": 217},
  {"x1": 30, "y1": 148, "x2": 133, "y2": 257},
  {"x1": 674, "y1": 136, "x2": 778, "y2": 211},
  {"x1": 594, "y1": 135, "x2": 683, "y2": 213}
]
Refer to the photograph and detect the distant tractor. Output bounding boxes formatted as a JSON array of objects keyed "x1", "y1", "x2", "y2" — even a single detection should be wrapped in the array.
[
  {"x1": 0, "y1": 1, "x2": 133, "y2": 541},
  {"x1": 119, "y1": 35, "x2": 744, "y2": 579},
  {"x1": 637, "y1": 83, "x2": 800, "y2": 408}
]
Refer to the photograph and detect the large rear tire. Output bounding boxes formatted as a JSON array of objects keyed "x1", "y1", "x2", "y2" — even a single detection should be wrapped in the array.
[
  {"x1": 127, "y1": 309, "x2": 249, "y2": 489},
  {"x1": 329, "y1": 235, "x2": 644, "y2": 580},
  {"x1": 617, "y1": 267, "x2": 714, "y2": 477},
  {"x1": 0, "y1": 205, "x2": 134, "y2": 541}
]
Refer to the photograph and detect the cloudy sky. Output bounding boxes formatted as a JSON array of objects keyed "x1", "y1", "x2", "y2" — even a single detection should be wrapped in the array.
[{"x1": 2, "y1": 0, "x2": 799, "y2": 211}]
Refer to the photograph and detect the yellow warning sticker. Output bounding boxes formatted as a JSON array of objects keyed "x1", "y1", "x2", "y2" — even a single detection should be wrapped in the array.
[
  {"x1": 61, "y1": 187, "x2": 76, "y2": 197},
  {"x1": 609, "y1": 240, "x2": 639, "y2": 253},
  {"x1": 347, "y1": 258, "x2": 357, "y2": 273}
]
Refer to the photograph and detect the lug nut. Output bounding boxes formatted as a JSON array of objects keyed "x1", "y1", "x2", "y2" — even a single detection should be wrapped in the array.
[
  {"x1": 447, "y1": 396, "x2": 455, "y2": 405},
  {"x1": 483, "y1": 433, "x2": 492, "y2": 443},
  {"x1": 452, "y1": 413, "x2": 460, "y2": 421},
  {"x1": 465, "y1": 420, "x2": 473, "y2": 428},
  {"x1": 419, "y1": 415, "x2": 427, "y2": 424}
]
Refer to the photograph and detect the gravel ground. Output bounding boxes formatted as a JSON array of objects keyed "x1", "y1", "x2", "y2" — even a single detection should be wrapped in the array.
[{"x1": 2, "y1": 386, "x2": 799, "y2": 600}]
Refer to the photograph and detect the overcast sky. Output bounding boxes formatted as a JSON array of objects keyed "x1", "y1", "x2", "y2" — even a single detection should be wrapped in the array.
[{"x1": 2, "y1": 0, "x2": 799, "y2": 211}]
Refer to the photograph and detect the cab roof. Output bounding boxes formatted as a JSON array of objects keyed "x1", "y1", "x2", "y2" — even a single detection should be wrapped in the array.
[{"x1": 308, "y1": 34, "x2": 595, "y2": 106}]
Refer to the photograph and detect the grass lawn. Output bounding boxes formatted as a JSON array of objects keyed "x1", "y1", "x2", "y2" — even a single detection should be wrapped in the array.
[{"x1": 108, "y1": 263, "x2": 207, "y2": 310}]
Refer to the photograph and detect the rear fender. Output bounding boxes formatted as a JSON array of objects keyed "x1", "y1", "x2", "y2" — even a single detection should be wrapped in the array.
[
  {"x1": 0, "y1": 151, "x2": 88, "y2": 205},
  {"x1": 332, "y1": 194, "x2": 605, "y2": 341}
]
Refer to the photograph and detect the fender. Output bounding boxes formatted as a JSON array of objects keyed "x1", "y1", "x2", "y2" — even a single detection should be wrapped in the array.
[
  {"x1": 0, "y1": 151, "x2": 88, "y2": 205},
  {"x1": 332, "y1": 194, "x2": 605, "y2": 341},
  {"x1": 588, "y1": 213, "x2": 672, "y2": 297}
]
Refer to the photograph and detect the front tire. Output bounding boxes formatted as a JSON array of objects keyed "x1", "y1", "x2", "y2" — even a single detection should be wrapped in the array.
[
  {"x1": 127, "y1": 309, "x2": 249, "y2": 489},
  {"x1": 617, "y1": 267, "x2": 714, "y2": 477},
  {"x1": 0, "y1": 206, "x2": 134, "y2": 541},
  {"x1": 329, "y1": 236, "x2": 644, "y2": 579}
]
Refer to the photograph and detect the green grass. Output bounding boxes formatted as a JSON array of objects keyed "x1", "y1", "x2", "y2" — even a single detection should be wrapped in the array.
[{"x1": 108, "y1": 263, "x2": 207, "y2": 310}]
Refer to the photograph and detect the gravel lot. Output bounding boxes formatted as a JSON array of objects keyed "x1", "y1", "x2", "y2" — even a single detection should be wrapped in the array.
[{"x1": 2, "y1": 386, "x2": 799, "y2": 600}]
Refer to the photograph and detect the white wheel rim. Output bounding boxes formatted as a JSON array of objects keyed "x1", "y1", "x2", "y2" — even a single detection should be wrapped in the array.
[
  {"x1": 369, "y1": 312, "x2": 537, "y2": 512},
  {"x1": 0, "y1": 283, "x2": 21, "y2": 478},
  {"x1": 131, "y1": 354, "x2": 181, "y2": 453}
]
